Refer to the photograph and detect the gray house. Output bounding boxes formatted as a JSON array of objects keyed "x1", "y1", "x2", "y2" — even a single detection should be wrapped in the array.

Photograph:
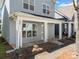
[{"x1": 2, "y1": 0, "x2": 72, "y2": 49}]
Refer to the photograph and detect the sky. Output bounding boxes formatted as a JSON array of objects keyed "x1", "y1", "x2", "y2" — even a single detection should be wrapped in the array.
[{"x1": 56, "y1": 0, "x2": 73, "y2": 9}]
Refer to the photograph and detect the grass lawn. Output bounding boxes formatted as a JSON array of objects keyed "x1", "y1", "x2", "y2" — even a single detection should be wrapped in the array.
[{"x1": 0, "y1": 42, "x2": 6, "y2": 59}]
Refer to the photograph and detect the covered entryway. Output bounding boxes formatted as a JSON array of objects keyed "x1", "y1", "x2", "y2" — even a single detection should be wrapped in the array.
[{"x1": 10, "y1": 12, "x2": 64, "y2": 49}]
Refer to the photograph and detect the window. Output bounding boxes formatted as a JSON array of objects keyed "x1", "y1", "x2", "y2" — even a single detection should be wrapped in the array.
[
  {"x1": 43, "y1": 5, "x2": 46, "y2": 13},
  {"x1": 30, "y1": 0, "x2": 34, "y2": 10},
  {"x1": 43, "y1": 4, "x2": 50, "y2": 14},
  {"x1": 23, "y1": 0, "x2": 28, "y2": 9},
  {"x1": 22, "y1": 23, "x2": 37, "y2": 38},
  {"x1": 23, "y1": 0, "x2": 34, "y2": 11},
  {"x1": 27, "y1": 23, "x2": 37, "y2": 37},
  {"x1": 22, "y1": 23, "x2": 26, "y2": 37}
]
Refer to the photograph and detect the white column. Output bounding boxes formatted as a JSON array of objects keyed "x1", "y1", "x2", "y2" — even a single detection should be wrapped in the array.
[
  {"x1": 74, "y1": 11, "x2": 78, "y2": 32},
  {"x1": 16, "y1": 18, "x2": 20, "y2": 49},
  {"x1": 59, "y1": 23, "x2": 62, "y2": 39},
  {"x1": 53, "y1": 24, "x2": 55, "y2": 38},
  {"x1": 68, "y1": 23, "x2": 71, "y2": 37},
  {"x1": 44, "y1": 22, "x2": 48, "y2": 42},
  {"x1": 19, "y1": 20, "x2": 22, "y2": 48}
]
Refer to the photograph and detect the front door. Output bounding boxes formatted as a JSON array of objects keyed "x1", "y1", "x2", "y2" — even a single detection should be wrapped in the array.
[{"x1": 55, "y1": 24, "x2": 59, "y2": 38}]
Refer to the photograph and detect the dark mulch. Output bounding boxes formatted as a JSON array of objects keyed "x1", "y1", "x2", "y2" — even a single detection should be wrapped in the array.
[
  {"x1": 58, "y1": 39, "x2": 75, "y2": 46},
  {"x1": 7, "y1": 42, "x2": 60, "y2": 59},
  {"x1": 26, "y1": 42, "x2": 59, "y2": 56},
  {"x1": 6, "y1": 39, "x2": 75, "y2": 59}
]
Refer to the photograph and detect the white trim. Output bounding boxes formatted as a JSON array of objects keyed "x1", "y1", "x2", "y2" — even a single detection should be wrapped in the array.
[
  {"x1": 16, "y1": 17, "x2": 20, "y2": 49},
  {"x1": 44, "y1": 22, "x2": 48, "y2": 42},
  {"x1": 68, "y1": 23, "x2": 72, "y2": 37},
  {"x1": 59, "y1": 23, "x2": 62, "y2": 39},
  {"x1": 19, "y1": 19, "x2": 22, "y2": 48}
]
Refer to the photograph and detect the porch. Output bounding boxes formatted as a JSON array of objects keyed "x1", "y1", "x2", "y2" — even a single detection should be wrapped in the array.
[{"x1": 10, "y1": 12, "x2": 75, "y2": 49}]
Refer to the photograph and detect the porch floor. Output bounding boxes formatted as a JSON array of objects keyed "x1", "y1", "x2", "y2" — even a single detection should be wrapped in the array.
[{"x1": 11, "y1": 38, "x2": 75, "y2": 49}]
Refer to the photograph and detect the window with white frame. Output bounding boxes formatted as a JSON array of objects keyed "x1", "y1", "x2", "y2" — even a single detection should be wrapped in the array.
[
  {"x1": 27, "y1": 23, "x2": 37, "y2": 37},
  {"x1": 22, "y1": 23, "x2": 26, "y2": 37},
  {"x1": 23, "y1": 0, "x2": 34, "y2": 11},
  {"x1": 22, "y1": 23, "x2": 37, "y2": 38},
  {"x1": 43, "y1": 4, "x2": 50, "y2": 14}
]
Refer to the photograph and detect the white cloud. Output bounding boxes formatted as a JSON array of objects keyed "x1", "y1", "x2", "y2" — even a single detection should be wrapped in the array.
[{"x1": 59, "y1": 2, "x2": 73, "y2": 7}]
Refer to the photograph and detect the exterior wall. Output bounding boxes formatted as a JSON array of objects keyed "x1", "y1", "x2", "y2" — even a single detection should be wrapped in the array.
[
  {"x1": 22, "y1": 21, "x2": 44, "y2": 43},
  {"x1": 48, "y1": 23, "x2": 55, "y2": 39},
  {"x1": 5, "y1": 0, "x2": 10, "y2": 15},
  {"x1": 8, "y1": 0, "x2": 55, "y2": 18},
  {"x1": 2, "y1": 6, "x2": 10, "y2": 42},
  {"x1": 9, "y1": 20, "x2": 16, "y2": 44}
]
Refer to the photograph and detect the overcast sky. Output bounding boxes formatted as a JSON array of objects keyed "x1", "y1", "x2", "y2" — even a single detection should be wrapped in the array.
[{"x1": 56, "y1": 0, "x2": 72, "y2": 9}]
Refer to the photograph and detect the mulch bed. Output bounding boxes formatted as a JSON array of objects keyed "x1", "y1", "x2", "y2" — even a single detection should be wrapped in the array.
[
  {"x1": 26, "y1": 42, "x2": 59, "y2": 56},
  {"x1": 7, "y1": 42, "x2": 60, "y2": 59},
  {"x1": 58, "y1": 39, "x2": 75, "y2": 46},
  {"x1": 6, "y1": 39, "x2": 75, "y2": 59}
]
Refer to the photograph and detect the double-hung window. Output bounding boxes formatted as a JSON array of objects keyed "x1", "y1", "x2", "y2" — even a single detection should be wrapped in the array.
[
  {"x1": 27, "y1": 23, "x2": 37, "y2": 37},
  {"x1": 22, "y1": 23, "x2": 26, "y2": 37},
  {"x1": 22, "y1": 23, "x2": 37, "y2": 38},
  {"x1": 30, "y1": 0, "x2": 34, "y2": 10},
  {"x1": 23, "y1": 0, "x2": 34, "y2": 11},
  {"x1": 43, "y1": 4, "x2": 50, "y2": 14},
  {"x1": 23, "y1": 0, "x2": 28, "y2": 9}
]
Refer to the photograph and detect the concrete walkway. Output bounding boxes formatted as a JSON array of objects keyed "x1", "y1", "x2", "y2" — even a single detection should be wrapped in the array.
[{"x1": 35, "y1": 44, "x2": 76, "y2": 59}]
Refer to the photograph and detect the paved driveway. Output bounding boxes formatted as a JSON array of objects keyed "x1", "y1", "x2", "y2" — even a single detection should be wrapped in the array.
[{"x1": 35, "y1": 44, "x2": 76, "y2": 59}]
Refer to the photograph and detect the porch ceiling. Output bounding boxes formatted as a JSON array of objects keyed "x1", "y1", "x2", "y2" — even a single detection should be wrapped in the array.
[{"x1": 11, "y1": 12, "x2": 65, "y2": 24}]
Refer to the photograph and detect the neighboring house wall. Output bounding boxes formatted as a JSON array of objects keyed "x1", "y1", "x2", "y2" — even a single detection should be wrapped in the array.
[{"x1": 6, "y1": 0, "x2": 55, "y2": 18}]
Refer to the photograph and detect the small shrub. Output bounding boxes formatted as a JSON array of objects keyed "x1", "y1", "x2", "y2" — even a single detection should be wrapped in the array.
[{"x1": 0, "y1": 37, "x2": 5, "y2": 42}]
